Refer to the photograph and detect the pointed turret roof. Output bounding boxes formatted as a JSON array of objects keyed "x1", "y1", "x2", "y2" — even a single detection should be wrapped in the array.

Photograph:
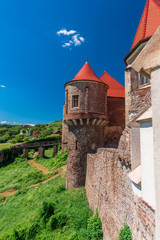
[
  {"x1": 131, "y1": 0, "x2": 160, "y2": 50},
  {"x1": 71, "y1": 62, "x2": 103, "y2": 83},
  {"x1": 100, "y1": 71, "x2": 125, "y2": 98}
]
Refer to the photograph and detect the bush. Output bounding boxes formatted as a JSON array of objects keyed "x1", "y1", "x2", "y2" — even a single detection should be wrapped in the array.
[
  {"x1": 55, "y1": 184, "x2": 66, "y2": 193},
  {"x1": 47, "y1": 215, "x2": 57, "y2": 230},
  {"x1": 119, "y1": 223, "x2": 132, "y2": 240},
  {"x1": 47, "y1": 212, "x2": 67, "y2": 230},
  {"x1": 39, "y1": 201, "x2": 55, "y2": 224},
  {"x1": 87, "y1": 215, "x2": 103, "y2": 240}
]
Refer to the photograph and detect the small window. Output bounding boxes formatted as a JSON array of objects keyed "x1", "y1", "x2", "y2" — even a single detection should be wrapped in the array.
[
  {"x1": 140, "y1": 74, "x2": 150, "y2": 86},
  {"x1": 72, "y1": 95, "x2": 79, "y2": 108}
]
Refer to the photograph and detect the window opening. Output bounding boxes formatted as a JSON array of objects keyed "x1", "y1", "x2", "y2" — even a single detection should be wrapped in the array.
[{"x1": 72, "y1": 95, "x2": 79, "y2": 108}]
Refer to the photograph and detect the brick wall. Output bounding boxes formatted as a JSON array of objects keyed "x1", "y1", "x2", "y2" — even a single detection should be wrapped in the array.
[{"x1": 85, "y1": 148, "x2": 155, "y2": 240}]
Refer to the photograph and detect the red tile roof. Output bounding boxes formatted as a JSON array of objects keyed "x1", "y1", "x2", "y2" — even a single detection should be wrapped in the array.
[
  {"x1": 131, "y1": 0, "x2": 160, "y2": 50},
  {"x1": 100, "y1": 72, "x2": 125, "y2": 98},
  {"x1": 71, "y1": 62, "x2": 103, "y2": 83}
]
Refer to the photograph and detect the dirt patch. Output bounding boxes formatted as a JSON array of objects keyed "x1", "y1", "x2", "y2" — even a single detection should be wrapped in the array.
[
  {"x1": 0, "y1": 165, "x2": 67, "y2": 202},
  {"x1": 33, "y1": 152, "x2": 38, "y2": 158},
  {"x1": 27, "y1": 165, "x2": 67, "y2": 188},
  {"x1": 0, "y1": 189, "x2": 17, "y2": 198},
  {"x1": 2, "y1": 198, "x2": 7, "y2": 204},
  {"x1": 28, "y1": 159, "x2": 52, "y2": 174}
]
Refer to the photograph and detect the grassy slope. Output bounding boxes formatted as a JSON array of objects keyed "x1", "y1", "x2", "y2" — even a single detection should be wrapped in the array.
[
  {"x1": 0, "y1": 156, "x2": 58, "y2": 193},
  {"x1": 0, "y1": 148, "x2": 103, "y2": 240},
  {"x1": 35, "y1": 149, "x2": 68, "y2": 171},
  {"x1": 0, "y1": 175, "x2": 93, "y2": 240}
]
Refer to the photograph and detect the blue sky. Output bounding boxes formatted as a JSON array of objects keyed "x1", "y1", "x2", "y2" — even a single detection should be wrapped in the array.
[{"x1": 0, "y1": 0, "x2": 146, "y2": 124}]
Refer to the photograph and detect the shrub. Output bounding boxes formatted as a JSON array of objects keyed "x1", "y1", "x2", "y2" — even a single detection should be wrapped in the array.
[
  {"x1": 119, "y1": 223, "x2": 132, "y2": 240},
  {"x1": 87, "y1": 215, "x2": 103, "y2": 240},
  {"x1": 55, "y1": 184, "x2": 66, "y2": 193},
  {"x1": 47, "y1": 215, "x2": 57, "y2": 230},
  {"x1": 56, "y1": 212, "x2": 68, "y2": 228},
  {"x1": 39, "y1": 201, "x2": 55, "y2": 224}
]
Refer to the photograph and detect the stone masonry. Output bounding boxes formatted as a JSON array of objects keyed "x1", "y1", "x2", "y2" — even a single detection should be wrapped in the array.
[{"x1": 85, "y1": 148, "x2": 155, "y2": 240}]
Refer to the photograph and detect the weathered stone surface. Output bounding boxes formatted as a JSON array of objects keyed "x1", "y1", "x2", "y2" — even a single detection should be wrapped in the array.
[
  {"x1": 129, "y1": 87, "x2": 151, "y2": 122},
  {"x1": 66, "y1": 124, "x2": 104, "y2": 189},
  {"x1": 23, "y1": 148, "x2": 28, "y2": 158},
  {"x1": 85, "y1": 148, "x2": 155, "y2": 240},
  {"x1": 53, "y1": 145, "x2": 58, "y2": 157},
  {"x1": 38, "y1": 147, "x2": 44, "y2": 158}
]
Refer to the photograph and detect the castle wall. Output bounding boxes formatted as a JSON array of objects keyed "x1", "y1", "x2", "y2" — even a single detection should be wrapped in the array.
[
  {"x1": 85, "y1": 148, "x2": 155, "y2": 240},
  {"x1": 107, "y1": 97, "x2": 125, "y2": 127},
  {"x1": 66, "y1": 124, "x2": 104, "y2": 189},
  {"x1": 104, "y1": 96, "x2": 125, "y2": 148}
]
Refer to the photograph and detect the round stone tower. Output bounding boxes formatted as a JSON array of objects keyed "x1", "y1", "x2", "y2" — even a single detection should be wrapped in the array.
[{"x1": 63, "y1": 61, "x2": 108, "y2": 189}]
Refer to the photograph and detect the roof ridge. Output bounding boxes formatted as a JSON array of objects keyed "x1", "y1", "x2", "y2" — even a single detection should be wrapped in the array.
[
  {"x1": 143, "y1": 0, "x2": 150, "y2": 39},
  {"x1": 152, "y1": 0, "x2": 160, "y2": 8}
]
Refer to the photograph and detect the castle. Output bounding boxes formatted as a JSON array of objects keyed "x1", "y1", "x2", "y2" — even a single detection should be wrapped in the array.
[
  {"x1": 62, "y1": 0, "x2": 160, "y2": 239},
  {"x1": 62, "y1": 62, "x2": 125, "y2": 189}
]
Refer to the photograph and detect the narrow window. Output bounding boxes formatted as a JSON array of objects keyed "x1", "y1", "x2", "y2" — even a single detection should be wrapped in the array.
[
  {"x1": 141, "y1": 75, "x2": 145, "y2": 85},
  {"x1": 72, "y1": 95, "x2": 79, "y2": 108},
  {"x1": 75, "y1": 140, "x2": 78, "y2": 150}
]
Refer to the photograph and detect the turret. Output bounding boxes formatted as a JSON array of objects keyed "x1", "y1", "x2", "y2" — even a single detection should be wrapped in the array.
[{"x1": 63, "y1": 61, "x2": 108, "y2": 189}]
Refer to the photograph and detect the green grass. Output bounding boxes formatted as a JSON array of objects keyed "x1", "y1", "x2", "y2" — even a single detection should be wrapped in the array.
[
  {"x1": 0, "y1": 175, "x2": 100, "y2": 240},
  {"x1": 0, "y1": 143, "x2": 13, "y2": 150},
  {"x1": 35, "y1": 149, "x2": 68, "y2": 171},
  {"x1": 0, "y1": 147, "x2": 103, "y2": 240},
  {"x1": 0, "y1": 156, "x2": 59, "y2": 193},
  {"x1": 0, "y1": 143, "x2": 25, "y2": 150}
]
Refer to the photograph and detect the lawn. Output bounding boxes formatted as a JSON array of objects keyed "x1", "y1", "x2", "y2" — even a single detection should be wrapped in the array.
[
  {"x1": 35, "y1": 148, "x2": 68, "y2": 171},
  {"x1": 0, "y1": 175, "x2": 102, "y2": 240},
  {"x1": 0, "y1": 147, "x2": 103, "y2": 240},
  {"x1": 0, "y1": 155, "x2": 59, "y2": 194}
]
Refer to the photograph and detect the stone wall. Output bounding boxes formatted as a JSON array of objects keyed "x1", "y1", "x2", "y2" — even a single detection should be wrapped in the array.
[
  {"x1": 129, "y1": 87, "x2": 151, "y2": 121},
  {"x1": 107, "y1": 97, "x2": 125, "y2": 127},
  {"x1": 66, "y1": 124, "x2": 104, "y2": 189},
  {"x1": 85, "y1": 148, "x2": 155, "y2": 240},
  {"x1": 103, "y1": 96, "x2": 125, "y2": 148}
]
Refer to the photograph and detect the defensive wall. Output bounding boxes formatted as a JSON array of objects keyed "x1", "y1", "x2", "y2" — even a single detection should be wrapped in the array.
[{"x1": 85, "y1": 148, "x2": 155, "y2": 240}]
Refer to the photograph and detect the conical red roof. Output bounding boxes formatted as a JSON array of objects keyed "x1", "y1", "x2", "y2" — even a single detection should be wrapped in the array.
[
  {"x1": 131, "y1": 0, "x2": 160, "y2": 50},
  {"x1": 100, "y1": 72, "x2": 125, "y2": 98},
  {"x1": 71, "y1": 62, "x2": 102, "y2": 83}
]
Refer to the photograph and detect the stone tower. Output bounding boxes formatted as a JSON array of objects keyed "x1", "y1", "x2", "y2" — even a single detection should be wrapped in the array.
[{"x1": 63, "y1": 61, "x2": 108, "y2": 189}]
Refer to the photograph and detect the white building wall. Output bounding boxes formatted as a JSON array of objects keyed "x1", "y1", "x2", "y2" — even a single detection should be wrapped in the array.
[
  {"x1": 140, "y1": 121, "x2": 155, "y2": 209},
  {"x1": 131, "y1": 127, "x2": 141, "y2": 170}
]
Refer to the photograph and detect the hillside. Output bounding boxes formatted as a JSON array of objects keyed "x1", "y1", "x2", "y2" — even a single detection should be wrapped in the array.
[
  {"x1": 0, "y1": 148, "x2": 103, "y2": 240},
  {"x1": 0, "y1": 121, "x2": 62, "y2": 147}
]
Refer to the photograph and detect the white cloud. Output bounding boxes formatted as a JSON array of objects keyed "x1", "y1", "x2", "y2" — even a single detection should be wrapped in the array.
[
  {"x1": 0, "y1": 85, "x2": 6, "y2": 88},
  {"x1": 1, "y1": 121, "x2": 6, "y2": 124},
  {"x1": 79, "y1": 36, "x2": 84, "y2": 42},
  {"x1": 62, "y1": 40, "x2": 73, "y2": 48},
  {"x1": 57, "y1": 28, "x2": 85, "y2": 48},
  {"x1": 72, "y1": 34, "x2": 81, "y2": 46},
  {"x1": 57, "y1": 29, "x2": 76, "y2": 36}
]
